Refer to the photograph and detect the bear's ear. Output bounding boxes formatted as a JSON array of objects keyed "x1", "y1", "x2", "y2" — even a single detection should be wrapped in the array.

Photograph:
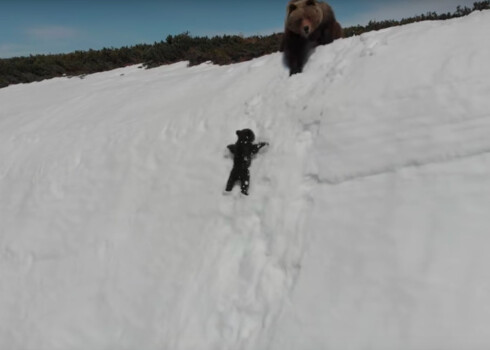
[{"x1": 288, "y1": 3, "x2": 297, "y2": 14}]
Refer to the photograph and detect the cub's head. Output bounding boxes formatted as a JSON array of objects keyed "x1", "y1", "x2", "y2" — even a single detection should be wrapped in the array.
[
  {"x1": 236, "y1": 129, "x2": 255, "y2": 143},
  {"x1": 285, "y1": 0, "x2": 324, "y2": 37}
]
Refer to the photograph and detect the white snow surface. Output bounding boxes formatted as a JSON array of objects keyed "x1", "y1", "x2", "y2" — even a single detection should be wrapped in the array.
[{"x1": 1, "y1": 11, "x2": 490, "y2": 350}]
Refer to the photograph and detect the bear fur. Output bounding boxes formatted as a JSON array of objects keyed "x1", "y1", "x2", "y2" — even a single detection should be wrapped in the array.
[
  {"x1": 281, "y1": 0, "x2": 343, "y2": 75},
  {"x1": 225, "y1": 129, "x2": 268, "y2": 195}
]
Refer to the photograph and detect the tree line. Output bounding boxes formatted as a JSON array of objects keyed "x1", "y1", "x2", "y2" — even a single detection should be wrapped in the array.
[{"x1": 1, "y1": 1, "x2": 488, "y2": 89}]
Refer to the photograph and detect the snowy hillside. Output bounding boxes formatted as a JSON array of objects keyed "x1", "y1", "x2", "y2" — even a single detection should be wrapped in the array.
[{"x1": 1, "y1": 11, "x2": 490, "y2": 350}]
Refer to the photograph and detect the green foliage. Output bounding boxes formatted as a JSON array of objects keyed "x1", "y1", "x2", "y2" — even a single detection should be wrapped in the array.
[
  {"x1": 0, "y1": 45, "x2": 150, "y2": 88},
  {"x1": 0, "y1": 2, "x2": 488, "y2": 89},
  {"x1": 343, "y1": 1, "x2": 489, "y2": 37},
  {"x1": 143, "y1": 33, "x2": 282, "y2": 68}
]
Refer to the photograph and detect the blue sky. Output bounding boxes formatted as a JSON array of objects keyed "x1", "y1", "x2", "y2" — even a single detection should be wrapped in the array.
[{"x1": 0, "y1": 0, "x2": 477, "y2": 58}]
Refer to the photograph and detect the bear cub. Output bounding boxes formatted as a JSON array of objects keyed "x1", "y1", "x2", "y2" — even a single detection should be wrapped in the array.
[
  {"x1": 225, "y1": 129, "x2": 268, "y2": 196},
  {"x1": 281, "y1": 0, "x2": 343, "y2": 75}
]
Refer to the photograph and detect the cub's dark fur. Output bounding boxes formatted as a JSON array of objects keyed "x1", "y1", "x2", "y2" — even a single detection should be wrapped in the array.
[{"x1": 225, "y1": 129, "x2": 268, "y2": 195}]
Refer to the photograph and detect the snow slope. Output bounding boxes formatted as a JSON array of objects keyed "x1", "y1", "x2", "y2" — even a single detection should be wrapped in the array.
[{"x1": 1, "y1": 11, "x2": 490, "y2": 350}]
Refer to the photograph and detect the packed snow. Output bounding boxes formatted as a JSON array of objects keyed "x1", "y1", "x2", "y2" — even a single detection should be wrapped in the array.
[{"x1": 1, "y1": 10, "x2": 490, "y2": 350}]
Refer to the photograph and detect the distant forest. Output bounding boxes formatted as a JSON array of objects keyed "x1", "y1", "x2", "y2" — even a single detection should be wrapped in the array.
[{"x1": 1, "y1": 1, "x2": 489, "y2": 88}]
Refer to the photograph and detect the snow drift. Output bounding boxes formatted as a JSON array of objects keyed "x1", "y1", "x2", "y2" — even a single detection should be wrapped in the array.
[{"x1": 1, "y1": 11, "x2": 490, "y2": 350}]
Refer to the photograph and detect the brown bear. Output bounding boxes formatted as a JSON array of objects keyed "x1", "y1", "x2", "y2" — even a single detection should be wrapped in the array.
[{"x1": 281, "y1": 0, "x2": 343, "y2": 75}]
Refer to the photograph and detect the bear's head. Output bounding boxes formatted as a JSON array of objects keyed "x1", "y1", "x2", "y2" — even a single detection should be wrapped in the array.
[
  {"x1": 285, "y1": 0, "x2": 324, "y2": 38},
  {"x1": 236, "y1": 129, "x2": 255, "y2": 143}
]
